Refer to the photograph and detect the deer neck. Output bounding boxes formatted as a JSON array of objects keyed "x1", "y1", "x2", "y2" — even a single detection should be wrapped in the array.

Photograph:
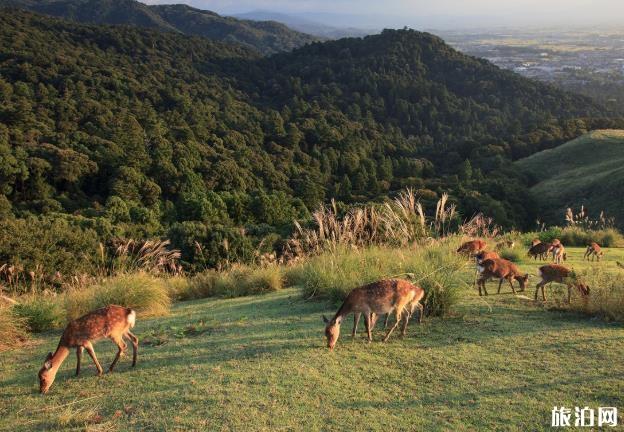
[{"x1": 49, "y1": 345, "x2": 71, "y2": 375}]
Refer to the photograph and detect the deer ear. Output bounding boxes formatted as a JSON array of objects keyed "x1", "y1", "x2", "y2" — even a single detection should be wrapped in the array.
[
  {"x1": 322, "y1": 315, "x2": 329, "y2": 324},
  {"x1": 335, "y1": 316, "x2": 342, "y2": 325},
  {"x1": 43, "y1": 352, "x2": 53, "y2": 369}
]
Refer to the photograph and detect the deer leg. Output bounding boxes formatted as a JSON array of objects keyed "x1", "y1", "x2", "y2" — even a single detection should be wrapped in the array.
[
  {"x1": 400, "y1": 312, "x2": 411, "y2": 337},
  {"x1": 84, "y1": 342, "x2": 103, "y2": 375},
  {"x1": 383, "y1": 313, "x2": 390, "y2": 328},
  {"x1": 352, "y1": 313, "x2": 360, "y2": 338},
  {"x1": 109, "y1": 337, "x2": 127, "y2": 372},
  {"x1": 382, "y1": 311, "x2": 402, "y2": 342},
  {"x1": 76, "y1": 346, "x2": 83, "y2": 376},
  {"x1": 416, "y1": 303, "x2": 424, "y2": 323},
  {"x1": 567, "y1": 285, "x2": 572, "y2": 304},
  {"x1": 364, "y1": 313, "x2": 372, "y2": 343},
  {"x1": 508, "y1": 277, "x2": 516, "y2": 294},
  {"x1": 535, "y1": 282, "x2": 543, "y2": 301},
  {"x1": 126, "y1": 331, "x2": 138, "y2": 367},
  {"x1": 497, "y1": 278, "x2": 504, "y2": 294}
]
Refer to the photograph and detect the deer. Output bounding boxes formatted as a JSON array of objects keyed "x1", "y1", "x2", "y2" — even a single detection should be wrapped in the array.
[
  {"x1": 531, "y1": 238, "x2": 542, "y2": 246},
  {"x1": 323, "y1": 279, "x2": 425, "y2": 350},
  {"x1": 477, "y1": 258, "x2": 529, "y2": 296},
  {"x1": 38, "y1": 305, "x2": 138, "y2": 394},
  {"x1": 528, "y1": 242, "x2": 551, "y2": 261},
  {"x1": 457, "y1": 239, "x2": 487, "y2": 256},
  {"x1": 551, "y1": 244, "x2": 567, "y2": 264},
  {"x1": 583, "y1": 242, "x2": 603, "y2": 262},
  {"x1": 534, "y1": 264, "x2": 590, "y2": 303}
]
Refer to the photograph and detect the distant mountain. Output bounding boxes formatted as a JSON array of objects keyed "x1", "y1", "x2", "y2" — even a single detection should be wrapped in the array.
[
  {"x1": 0, "y1": 9, "x2": 619, "y2": 234},
  {"x1": 0, "y1": 0, "x2": 319, "y2": 54},
  {"x1": 232, "y1": 10, "x2": 376, "y2": 39},
  {"x1": 516, "y1": 130, "x2": 624, "y2": 227}
]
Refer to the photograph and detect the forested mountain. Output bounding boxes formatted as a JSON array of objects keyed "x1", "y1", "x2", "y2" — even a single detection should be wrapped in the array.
[
  {"x1": 0, "y1": 0, "x2": 319, "y2": 55},
  {"x1": 1, "y1": 10, "x2": 622, "y2": 269}
]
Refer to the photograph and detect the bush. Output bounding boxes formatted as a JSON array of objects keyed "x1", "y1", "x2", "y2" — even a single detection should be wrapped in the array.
[
  {"x1": 165, "y1": 276, "x2": 192, "y2": 301},
  {"x1": 499, "y1": 247, "x2": 521, "y2": 263},
  {"x1": 188, "y1": 265, "x2": 283, "y2": 298},
  {"x1": 13, "y1": 297, "x2": 64, "y2": 332},
  {"x1": 558, "y1": 227, "x2": 624, "y2": 247},
  {"x1": 568, "y1": 267, "x2": 624, "y2": 321},
  {"x1": 64, "y1": 273, "x2": 171, "y2": 320},
  {"x1": 0, "y1": 305, "x2": 29, "y2": 350},
  {"x1": 298, "y1": 242, "x2": 467, "y2": 317}
]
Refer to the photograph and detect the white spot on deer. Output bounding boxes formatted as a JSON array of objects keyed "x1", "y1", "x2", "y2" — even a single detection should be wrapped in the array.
[{"x1": 127, "y1": 310, "x2": 136, "y2": 328}]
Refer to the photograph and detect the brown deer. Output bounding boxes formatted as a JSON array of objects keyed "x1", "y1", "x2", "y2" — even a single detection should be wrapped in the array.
[
  {"x1": 534, "y1": 264, "x2": 590, "y2": 303},
  {"x1": 583, "y1": 242, "x2": 603, "y2": 261},
  {"x1": 528, "y1": 242, "x2": 551, "y2": 261},
  {"x1": 38, "y1": 305, "x2": 138, "y2": 394},
  {"x1": 457, "y1": 239, "x2": 487, "y2": 256},
  {"x1": 531, "y1": 238, "x2": 542, "y2": 246},
  {"x1": 323, "y1": 279, "x2": 424, "y2": 350},
  {"x1": 477, "y1": 258, "x2": 529, "y2": 296},
  {"x1": 551, "y1": 244, "x2": 567, "y2": 264}
]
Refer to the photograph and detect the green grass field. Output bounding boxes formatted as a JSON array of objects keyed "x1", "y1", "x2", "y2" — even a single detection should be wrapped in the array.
[
  {"x1": 515, "y1": 129, "x2": 624, "y2": 226},
  {"x1": 1, "y1": 247, "x2": 623, "y2": 431}
]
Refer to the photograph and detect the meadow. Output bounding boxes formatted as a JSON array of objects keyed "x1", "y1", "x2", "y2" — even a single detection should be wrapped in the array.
[{"x1": 1, "y1": 245, "x2": 623, "y2": 431}]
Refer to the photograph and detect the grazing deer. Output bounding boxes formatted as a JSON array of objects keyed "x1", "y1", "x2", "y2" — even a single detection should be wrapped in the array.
[
  {"x1": 534, "y1": 264, "x2": 590, "y2": 303},
  {"x1": 528, "y1": 242, "x2": 551, "y2": 261},
  {"x1": 323, "y1": 279, "x2": 424, "y2": 350},
  {"x1": 495, "y1": 240, "x2": 515, "y2": 250},
  {"x1": 38, "y1": 305, "x2": 138, "y2": 394},
  {"x1": 531, "y1": 238, "x2": 541, "y2": 246},
  {"x1": 457, "y1": 240, "x2": 487, "y2": 256},
  {"x1": 551, "y1": 244, "x2": 566, "y2": 264},
  {"x1": 477, "y1": 258, "x2": 529, "y2": 296},
  {"x1": 583, "y1": 242, "x2": 603, "y2": 262}
]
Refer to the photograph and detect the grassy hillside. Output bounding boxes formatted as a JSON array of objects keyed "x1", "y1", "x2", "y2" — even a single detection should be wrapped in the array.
[
  {"x1": 0, "y1": 0, "x2": 319, "y2": 55},
  {"x1": 516, "y1": 130, "x2": 624, "y2": 226},
  {"x1": 1, "y1": 247, "x2": 623, "y2": 430}
]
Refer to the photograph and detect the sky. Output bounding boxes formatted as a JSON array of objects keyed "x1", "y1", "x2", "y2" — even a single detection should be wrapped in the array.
[{"x1": 142, "y1": 0, "x2": 624, "y2": 29}]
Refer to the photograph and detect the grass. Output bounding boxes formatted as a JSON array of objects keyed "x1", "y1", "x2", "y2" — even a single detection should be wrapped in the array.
[
  {"x1": 0, "y1": 305, "x2": 29, "y2": 351},
  {"x1": 515, "y1": 129, "x2": 624, "y2": 227},
  {"x1": 1, "y1": 246, "x2": 623, "y2": 430},
  {"x1": 290, "y1": 242, "x2": 467, "y2": 317},
  {"x1": 64, "y1": 273, "x2": 171, "y2": 321}
]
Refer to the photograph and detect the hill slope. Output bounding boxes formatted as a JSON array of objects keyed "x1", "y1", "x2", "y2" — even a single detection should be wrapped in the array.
[
  {"x1": 516, "y1": 130, "x2": 624, "y2": 226},
  {"x1": 0, "y1": 9, "x2": 621, "y2": 246},
  {"x1": 0, "y1": 0, "x2": 318, "y2": 54}
]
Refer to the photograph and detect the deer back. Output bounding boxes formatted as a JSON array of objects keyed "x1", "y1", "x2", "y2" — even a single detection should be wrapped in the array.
[
  {"x1": 61, "y1": 305, "x2": 136, "y2": 347},
  {"x1": 538, "y1": 264, "x2": 570, "y2": 283}
]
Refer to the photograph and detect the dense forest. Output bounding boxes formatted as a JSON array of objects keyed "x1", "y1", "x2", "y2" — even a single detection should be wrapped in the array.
[
  {"x1": 0, "y1": 0, "x2": 319, "y2": 55},
  {"x1": 1, "y1": 9, "x2": 623, "y2": 272}
]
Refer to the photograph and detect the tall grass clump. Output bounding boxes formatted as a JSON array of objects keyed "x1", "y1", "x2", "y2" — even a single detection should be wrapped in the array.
[
  {"x1": 568, "y1": 267, "x2": 624, "y2": 321},
  {"x1": 0, "y1": 305, "x2": 29, "y2": 351},
  {"x1": 187, "y1": 265, "x2": 283, "y2": 299},
  {"x1": 64, "y1": 273, "x2": 171, "y2": 321},
  {"x1": 13, "y1": 296, "x2": 65, "y2": 332},
  {"x1": 499, "y1": 247, "x2": 521, "y2": 263},
  {"x1": 297, "y1": 242, "x2": 468, "y2": 317}
]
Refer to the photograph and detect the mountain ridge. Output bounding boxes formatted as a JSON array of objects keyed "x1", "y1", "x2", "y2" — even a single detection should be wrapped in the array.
[{"x1": 0, "y1": 0, "x2": 319, "y2": 54}]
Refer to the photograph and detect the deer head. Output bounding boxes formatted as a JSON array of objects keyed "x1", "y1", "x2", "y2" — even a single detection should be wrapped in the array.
[
  {"x1": 322, "y1": 315, "x2": 342, "y2": 350},
  {"x1": 38, "y1": 352, "x2": 56, "y2": 394}
]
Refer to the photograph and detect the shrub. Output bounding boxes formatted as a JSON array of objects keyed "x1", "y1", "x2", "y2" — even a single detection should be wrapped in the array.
[
  {"x1": 299, "y1": 242, "x2": 467, "y2": 317},
  {"x1": 499, "y1": 247, "x2": 521, "y2": 263},
  {"x1": 0, "y1": 305, "x2": 29, "y2": 350},
  {"x1": 64, "y1": 273, "x2": 171, "y2": 320},
  {"x1": 568, "y1": 267, "x2": 624, "y2": 321},
  {"x1": 164, "y1": 276, "x2": 192, "y2": 301},
  {"x1": 558, "y1": 227, "x2": 624, "y2": 247},
  {"x1": 13, "y1": 296, "x2": 64, "y2": 332},
  {"x1": 189, "y1": 265, "x2": 283, "y2": 298}
]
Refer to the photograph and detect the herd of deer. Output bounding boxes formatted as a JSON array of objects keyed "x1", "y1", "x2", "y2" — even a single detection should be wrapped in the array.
[{"x1": 37, "y1": 239, "x2": 604, "y2": 394}]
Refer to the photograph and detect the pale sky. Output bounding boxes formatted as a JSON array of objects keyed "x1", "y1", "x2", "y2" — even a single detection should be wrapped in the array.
[{"x1": 142, "y1": 0, "x2": 624, "y2": 28}]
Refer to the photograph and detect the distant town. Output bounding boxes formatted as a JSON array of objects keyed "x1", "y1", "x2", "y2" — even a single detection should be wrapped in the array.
[{"x1": 438, "y1": 28, "x2": 624, "y2": 109}]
